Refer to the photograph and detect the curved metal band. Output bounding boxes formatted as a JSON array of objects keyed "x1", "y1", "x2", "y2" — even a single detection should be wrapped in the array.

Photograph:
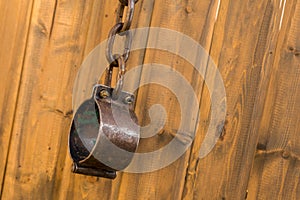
[
  {"x1": 68, "y1": 85, "x2": 139, "y2": 178},
  {"x1": 106, "y1": 23, "x2": 132, "y2": 66}
]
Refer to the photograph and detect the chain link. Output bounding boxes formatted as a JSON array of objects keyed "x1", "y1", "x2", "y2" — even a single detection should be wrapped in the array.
[
  {"x1": 106, "y1": 0, "x2": 136, "y2": 67},
  {"x1": 119, "y1": 0, "x2": 139, "y2": 6},
  {"x1": 112, "y1": 56, "x2": 126, "y2": 99},
  {"x1": 106, "y1": 23, "x2": 132, "y2": 66},
  {"x1": 116, "y1": 0, "x2": 135, "y2": 33},
  {"x1": 104, "y1": 55, "x2": 125, "y2": 100}
]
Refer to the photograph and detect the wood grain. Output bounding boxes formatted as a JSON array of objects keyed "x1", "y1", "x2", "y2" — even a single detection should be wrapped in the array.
[
  {"x1": 0, "y1": 0, "x2": 299, "y2": 199},
  {"x1": 1, "y1": 0, "x2": 98, "y2": 199},
  {"x1": 248, "y1": 0, "x2": 300, "y2": 199},
  {"x1": 183, "y1": 0, "x2": 276, "y2": 199},
  {"x1": 0, "y1": 0, "x2": 34, "y2": 195}
]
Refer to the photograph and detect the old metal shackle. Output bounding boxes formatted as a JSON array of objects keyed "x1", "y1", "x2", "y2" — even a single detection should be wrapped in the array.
[
  {"x1": 69, "y1": 85, "x2": 139, "y2": 179},
  {"x1": 69, "y1": 59, "x2": 139, "y2": 179}
]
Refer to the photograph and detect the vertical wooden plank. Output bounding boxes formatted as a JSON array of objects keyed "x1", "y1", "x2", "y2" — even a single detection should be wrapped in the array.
[
  {"x1": 52, "y1": 2, "x2": 120, "y2": 200},
  {"x1": 0, "y1": 0, "x2": 34, "y2": 195},
  {"x1": 183, "y1": 0, "x2": 275, "y2": 199},
  {"x1": 117, "y1": 0, "x2": 220, "y2": 199},
  {"x1": 1, "y1": 0, "x2": 98, "y2": 199},
  {"x1": 52, "y1": 4, "x2": 120, "y2": 197},
  {"x1": 247, "y1": 0, "x2": 300, "y2": 198}
]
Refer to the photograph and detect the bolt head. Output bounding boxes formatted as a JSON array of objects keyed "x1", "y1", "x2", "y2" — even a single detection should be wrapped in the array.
[
  {"x1": 124, "y1": 96, "x2": 134, "y2": 104},
  {"x1": 100, "y1": 90, "x2": 110, "y2": 99}
]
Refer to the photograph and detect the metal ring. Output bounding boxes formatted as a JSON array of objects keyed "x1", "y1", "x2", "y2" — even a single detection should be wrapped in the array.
[
  {"x1": 119, "y1": 0, "x2": 138, "y2": 6},
  {"x1": 116, "y1": 0, "x2": 135, "y2": 32},
  {"x1": 106, "y1": 23, "x2": 132, "y2": 66},
  {"x1": 112, "y1": 56, "x2": 125, "y2": 99}
]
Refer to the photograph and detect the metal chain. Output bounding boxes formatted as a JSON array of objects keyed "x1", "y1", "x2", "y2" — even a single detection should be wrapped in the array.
[
  {"x1": 106, "y1": 0, "x2": 137, "y2": 66},
  {"x1": 104, "y1": 0, "x2": 138, "y2": 98},
  {"x1": 106, "y1": 23, "x2": 132, "y2": 66}
]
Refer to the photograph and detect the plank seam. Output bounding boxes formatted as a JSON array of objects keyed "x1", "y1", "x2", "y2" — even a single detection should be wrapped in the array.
[
  {"x1": 132, "y1": 0, "x2": 156, "y2": 111},
  {"x1": 117, "y1": 0, "x2": 156, "y2": 197},
  {"x1": 53, "y1": 0, "x2": 99, "y2": 198},
  {"x1": 241, "y1": 0, "x2": 277, "y2": 195},
  {"x1": 49, "y1": 0, "x2": 58, "y2": 39},
  {"x1": 181, "y1": 0, "x2": 221, "y2": 198}
]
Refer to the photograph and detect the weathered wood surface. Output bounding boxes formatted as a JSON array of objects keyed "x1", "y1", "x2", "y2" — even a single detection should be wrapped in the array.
[
  {"x1": 0, "y1": 0, "x2": 299, "y2": 199},
  {"x1": 1, "y1": 0, "x2": 100, "y2": 199},
  {"x1": 0, "y1": 0, "x2": 34, "y2": 194},
  {"x1": 183, "y1": 0, "x2": 285, "y2": 199},
  {"x1": 247, "y1": 0, "x2": 300, "y2": 199}
]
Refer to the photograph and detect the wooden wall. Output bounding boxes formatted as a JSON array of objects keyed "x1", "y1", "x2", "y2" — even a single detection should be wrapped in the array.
[{"x1": 0, "y1": 0, "x2": 299, "y2": 199}]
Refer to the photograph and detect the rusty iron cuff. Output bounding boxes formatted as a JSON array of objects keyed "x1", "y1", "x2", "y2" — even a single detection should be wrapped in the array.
[{"x1": 69, "y1": 85, "x2": 139, "y2": 179}]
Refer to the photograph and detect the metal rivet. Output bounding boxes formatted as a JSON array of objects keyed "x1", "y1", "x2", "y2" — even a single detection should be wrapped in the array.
[
  {"x1": 124, "y1": 96, "x2": 133, "y2": 104},
  {"x1": 100, "y1": 90, "x2": 110, "y2": 99}
]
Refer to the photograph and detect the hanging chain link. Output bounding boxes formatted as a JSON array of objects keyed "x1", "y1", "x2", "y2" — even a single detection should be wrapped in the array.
[
  {"x1": 104, "y1": 0, "x2": 138, "y2": 98},
  {"x1": 106, "y1": 23, "x2": 132, "y2": 66}
]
